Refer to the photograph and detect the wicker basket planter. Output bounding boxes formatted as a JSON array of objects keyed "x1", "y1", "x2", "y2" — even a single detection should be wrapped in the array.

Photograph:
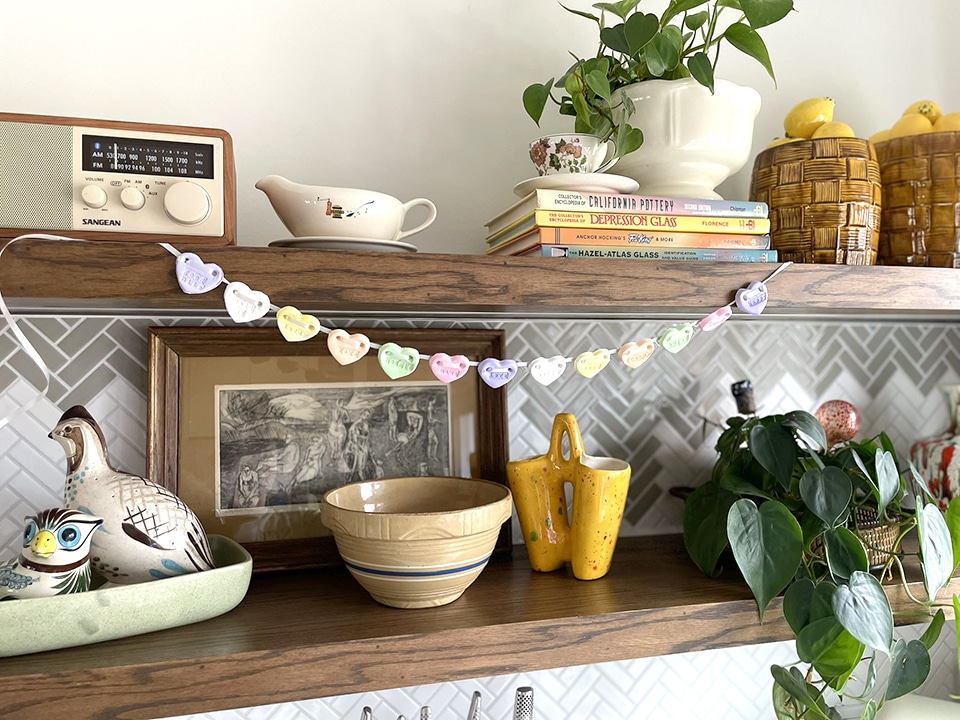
[
  {"x1": 749, "y1": 137, "x2": 882, "y2": 264},
  {"x1": 874, "y1": 131, "x2": 960, "y2": 267},
  {"x1": 809, "y1": 506, "x2": 902, "y2": 572}
]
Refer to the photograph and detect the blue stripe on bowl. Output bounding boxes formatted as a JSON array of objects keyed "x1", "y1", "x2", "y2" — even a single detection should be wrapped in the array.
[{"x1": 343, "y1": 556, "x2": 491, "y2": 578}]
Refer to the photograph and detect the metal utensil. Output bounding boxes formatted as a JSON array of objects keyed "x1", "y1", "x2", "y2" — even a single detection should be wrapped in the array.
[
  {"x1": 419, "y1": 707, "x2": 430, "y2": 720},
  {"x1": 360, "y1": 708, "x2": 372, "y2": 720},
  {"x1": 512, "y1": 686, "x2": 534, "y2": 720},
  {"x1": 466, "y1": 690, "x2": 482, "y2": 720}
]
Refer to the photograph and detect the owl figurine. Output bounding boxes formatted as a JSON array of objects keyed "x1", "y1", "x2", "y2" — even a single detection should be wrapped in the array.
[
  {"x1": 0, "y1": 507, "x2": 103, "y2": 599},
  {"x1": 50, "y1": 405, "x2": 215, "y2": 584}
]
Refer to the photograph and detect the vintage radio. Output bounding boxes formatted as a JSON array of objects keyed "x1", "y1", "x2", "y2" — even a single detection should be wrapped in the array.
[{"x1": 0, "y1": 112, "x2": 236, "y2": 245}]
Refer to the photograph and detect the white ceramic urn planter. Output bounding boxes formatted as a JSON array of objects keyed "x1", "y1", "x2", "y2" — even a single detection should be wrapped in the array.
[{"x1": 614, "y1": 78, "x2": 761, "y2": 200}]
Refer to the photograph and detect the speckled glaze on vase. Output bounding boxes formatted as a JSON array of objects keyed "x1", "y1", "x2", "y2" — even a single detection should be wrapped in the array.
[
  {"x1": 506, "y1": 414, "x2": 631, "y2": 580},
  {"x1": 910, "y1": 385, "x2": 960, "y2": 509}
]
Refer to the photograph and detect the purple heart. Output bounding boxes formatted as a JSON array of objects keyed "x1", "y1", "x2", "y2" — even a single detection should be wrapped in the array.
[
  {"x1": 477, "y1": 358, "x2": 518, "y2": 388},
  {"x1": 175, "y1": 253, "x2": 224, "y2": 294},
  {"x1": 735, "y1": 281, "x2": 768, "y2": 316}
]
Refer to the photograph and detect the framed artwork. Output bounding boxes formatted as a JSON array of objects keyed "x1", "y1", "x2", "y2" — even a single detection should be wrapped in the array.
[{"x1": 147, "y1": 326, "x2": 509, "y2": 572}]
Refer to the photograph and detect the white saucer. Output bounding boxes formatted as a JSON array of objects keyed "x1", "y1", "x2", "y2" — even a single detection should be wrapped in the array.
[
  {"x1": 268, "y1": 236, "x2": 418, "y2": 253},
  {"x1": 513, "y1": 172, "x2": 640, "y2": 197}
]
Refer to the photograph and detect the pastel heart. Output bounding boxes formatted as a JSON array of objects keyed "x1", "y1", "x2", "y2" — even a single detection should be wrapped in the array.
[
  {"x1": 618, "y1": 339, "x2": 655, "y2": 369},
  {"x1": 698, "y1": 305, "x2": 733, "y2": 332},
  {"x1": 659, "y1": 324, "x2": 695, "y2": 354},
  {"x1": 224, "y1": 281, "x2": 271, "y2": 323},
  {"x1": 735, "y1": 281, "x2": 768, "y2": 315},
  {"x1": 175, "y1": 252, "x2": 223, "y2": 294},
  {"x1": 477, "y1": 358, "x2": 518, "y2": 388},
  {"x1": 378, "y1": 342, "x2": 420, "y2": 379},
  {"x1": 528, "y1": 355, "x2": 567, "y2": 386},
  {"x1": 574, "y1": 349, "x2": 610, "y2": 378},
  {"x1": 327, "y1": 329, "x2": 370, "y2": 365},
  {"x1": 276, "y1": 305, "x2": 321, "y2": 342},
  {"x1": 429, "y1": 353, "x2": 470, "y2": 383}
]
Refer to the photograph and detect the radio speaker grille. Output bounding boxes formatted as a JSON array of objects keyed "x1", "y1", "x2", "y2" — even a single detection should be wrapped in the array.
[{"x1": 0, "y1": 121, "x2": 73, "y2": 230}]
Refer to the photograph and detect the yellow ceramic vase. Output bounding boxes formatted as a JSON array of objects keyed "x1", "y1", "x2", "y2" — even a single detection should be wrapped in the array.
[{"x1": 506, "y1": 413, "x2": 631, "y2": 580}]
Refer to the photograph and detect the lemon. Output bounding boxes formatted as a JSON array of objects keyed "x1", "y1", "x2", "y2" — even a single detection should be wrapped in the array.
[
  {"x1": 784, "y1": 97, "x2": 835, "y2": 139},
  {"x1": 933, "y1": 112, "x2": 960, "y2": 132},
  {"x1": 765, "y1": 136, "x2": 796, "y2": 148},
  {"x1": 889, "y1": 112, "x2": 934, "y2": 138},
  {"x1": 902, "y1": 100, "x2": 942, "y2": 124},
  {"x1": 811, "y1": 121, "x2": 856, "y2": 138},
  {"x1": 868, "y1": 128, "x2": 892, "y2": 144}
]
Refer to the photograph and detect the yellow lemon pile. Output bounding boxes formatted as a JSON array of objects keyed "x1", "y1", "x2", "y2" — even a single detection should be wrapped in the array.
[
  {"x1": 870, "y1": 100, "x2": 960, "y2": 143},
  {"x1": 765, "y1": 97, "x2": 857, "y2": 148}
]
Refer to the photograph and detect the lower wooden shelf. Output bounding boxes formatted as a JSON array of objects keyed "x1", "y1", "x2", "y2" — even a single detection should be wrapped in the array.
[{"x1": 0, "y1": 534, "x2": 954, "y2": 720}]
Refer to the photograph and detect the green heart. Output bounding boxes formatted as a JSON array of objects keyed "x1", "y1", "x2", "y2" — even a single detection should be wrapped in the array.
[
  {"x1": 658, "y1": 323, "x2": 694, "y2": 354},
  {"x1": 378, "y1": 342, "x2": 420, "y2": 379}
]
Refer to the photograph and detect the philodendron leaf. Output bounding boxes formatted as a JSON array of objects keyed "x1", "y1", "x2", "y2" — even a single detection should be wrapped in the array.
[
  {"x1": 800, "y1": 466, "x2": 852, "y2": 527},
  {"x1": 522, "y1": 81, "x2": 553, "y2": 125},
  {"x1": 782, "y1": 577, "x2": 815, "y2": 634},
  {"x1": 917, "y1": 499, "x2": 954, "y2": 602},
  {"x1": 945, "y1": 497, "x2": 960, "y2": 573},
  {"x1": 584, "y1": 69, "x2": 613, "y2": 105},
  {"x1": 796, "y1": 617, "x2": 864, "y2": 692},
  {"x1": 884, "y1": 638, "x2": 931, "y2": 700},
  {"x1": 599, "y1": 24, "x2": 630, "y2": 54},
  {"x1": 783, "y1": 410, "x2": 828, "y2": 453},
  {"x1": 623, "y1": 12, "x2": 658, "y2": 56},
  {"x1": 724, "y1": 22, "x2": 775, "y2": 82},
  {"x1": 683, "y1": 482, "x2": 737, "y2": 576},
  {"x1": 686, "y1": 51, "x2": 714, "y2": 94},
  {"x1": 740, "y1": 0, "x2": 795, "y2": 28},
  {"x1": 749, "y1": 422, "x2": 798, "y2": 491},
  {"x1": 644, "y1": 32, "x2": 681, "y2": 77},
  {"x1": 833, "y1": 571, "x2": 893, "y2": 656},
  {"x1": 727, "y1": 499, "x2": 802, "y2": 622},
  {"x1": 824, "y1": 526, "x2": 869, "y2": 579},
  {"x1": 770, "y1": 665, "x2": 830, "y2": 719},
  {"x1": 919, "y1": 609, "x2": 946, "y2": 650},
  {"x1": 874, "y1": 449, "x2": 900, "y2": 512}
]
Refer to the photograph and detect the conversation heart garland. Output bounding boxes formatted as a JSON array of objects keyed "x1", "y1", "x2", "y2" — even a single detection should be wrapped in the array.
[{"x1": 152, "y1": 241, "x2": 793, "y2": 389}]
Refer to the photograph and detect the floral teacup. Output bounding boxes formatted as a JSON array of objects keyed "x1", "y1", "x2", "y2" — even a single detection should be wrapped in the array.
[{"x1": 528, "y1": 134, "x2": 618, "y2": 175}]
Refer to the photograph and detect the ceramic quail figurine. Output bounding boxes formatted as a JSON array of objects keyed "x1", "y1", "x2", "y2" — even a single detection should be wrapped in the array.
[
  {"x1": 50, "y1": 405, "x2": 215, "y2": 584},
  {"x1": 0, "y1": 507, "x2": 103, "y2": 599}
]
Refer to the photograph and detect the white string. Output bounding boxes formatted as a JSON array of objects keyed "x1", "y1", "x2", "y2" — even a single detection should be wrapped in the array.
[{"x1": 0, "y1": 234, "x2": 84, "y2": 430}]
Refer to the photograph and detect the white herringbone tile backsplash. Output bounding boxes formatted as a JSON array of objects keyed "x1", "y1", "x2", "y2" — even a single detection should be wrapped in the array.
[{"x1": 0, "y1": 315, "x2": 957, "y2": 719}]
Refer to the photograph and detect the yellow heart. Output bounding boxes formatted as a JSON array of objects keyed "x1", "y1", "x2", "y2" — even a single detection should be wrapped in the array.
[
  {"x1": 618, "y1": 339, "x2": 655, "y2": 369},
  {"x1": 276, "y1": 306, "x2": 321, "y2": 343},
  {"x1": 327, "y1": 329, "x2": 370, "y2": 365},
  {"x1": 574, "y1": 349, "x2": 610, "y2": 378}
]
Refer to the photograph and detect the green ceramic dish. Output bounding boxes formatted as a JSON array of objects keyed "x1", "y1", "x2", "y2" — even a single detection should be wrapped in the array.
[{"x1": 0, "y1": 534, "x2": 252, "y2": 657}]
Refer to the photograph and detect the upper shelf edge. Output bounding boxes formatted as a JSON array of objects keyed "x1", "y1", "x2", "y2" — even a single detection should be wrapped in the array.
[{"x1": 1, "y1": 239, "x2": 958, "y2": 317}]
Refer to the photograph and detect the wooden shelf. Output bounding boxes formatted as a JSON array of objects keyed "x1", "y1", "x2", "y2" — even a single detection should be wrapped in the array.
[
  {"x1": 1, "y1": 238, "x2": 959, "y2": 318},
  {"x1": 1, "y1": 241, "x2": 958, "y2": 719},
  {"x1": 1, "y1": 535, "x2": 953, "y2": 720}
]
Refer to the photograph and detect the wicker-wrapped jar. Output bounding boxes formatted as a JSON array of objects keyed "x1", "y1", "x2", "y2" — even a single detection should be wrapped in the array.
[
  {"x1": 874, "y1": 131, "x2": 960, "y2": 267},
  {"x1": 749, "y1": 137, "x2": 882, "y2": 264}
]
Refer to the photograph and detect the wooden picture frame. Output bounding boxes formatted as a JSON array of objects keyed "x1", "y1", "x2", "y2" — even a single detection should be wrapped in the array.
[{"x1": 147, "y1": 326, "x2": 510, "y2": 572}]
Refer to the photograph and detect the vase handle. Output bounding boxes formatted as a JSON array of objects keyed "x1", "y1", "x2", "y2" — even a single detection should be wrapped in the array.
[{"x1": 547, "y1": 413, "x2": 585, "y2": 471}]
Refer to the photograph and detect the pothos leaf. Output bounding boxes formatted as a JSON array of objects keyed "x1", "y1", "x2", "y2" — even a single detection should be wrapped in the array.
[
  {"x1": 749, "y1": 422, "x2": 797, "y2": 490},
  {"x1": 884, "y1": 638, "x2": 931, "y2": 701},
  {"x1": 740, "y1": 0, "x2": 794, "y2": 29},
  {"x1": 917, "y1": 500, "x2": 954, "y2": 602},
  {"x1": 724, "y1": 22, "x2": 775, "y2": 82}
]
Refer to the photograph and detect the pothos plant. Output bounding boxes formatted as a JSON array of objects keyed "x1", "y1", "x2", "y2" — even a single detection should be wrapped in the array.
[
  {"x1": 683, "y1": 410, "x2": 960, "y2": 719},
  {"x1": 522, "y1": 0, "x2": 795, "y2": 157}
]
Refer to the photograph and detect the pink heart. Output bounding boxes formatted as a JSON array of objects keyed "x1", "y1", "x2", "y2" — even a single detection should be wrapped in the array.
[
  {"x1": 477, "y1": 358, "x2": 517, "y2": 388},
  {"x1": 698, "y1": 306, "x2": 732, "y2": 332},
  {"x1": 175, "y1": 253, "x2": 223, "y2": 294},
  {"x1": 429, "y1": 353, "x2": 470, "y2": 383},
  {"x1": 735, "y1": 281, "x2": 768, "y2": 315}
]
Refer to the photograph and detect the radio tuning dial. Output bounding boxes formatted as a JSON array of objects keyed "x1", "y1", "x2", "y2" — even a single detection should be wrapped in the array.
[
  {"x1": 80, "y1": 184, "x2": 108, "y2": 209},
  {"x1": 119, "y1": 186, "x2": 146, "y2": 211},
  {"x1": 163, "y1": 181, "x2": 211, "y2": 226}
]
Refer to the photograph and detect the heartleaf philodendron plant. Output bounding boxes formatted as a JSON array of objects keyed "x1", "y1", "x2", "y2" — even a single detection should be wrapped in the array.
[
  {"x1": 683, "y1": 409, "x2": 960, "y2": 718},
  {"x1": 522, "y1": 0, "x2": 795, "y2": 157}
]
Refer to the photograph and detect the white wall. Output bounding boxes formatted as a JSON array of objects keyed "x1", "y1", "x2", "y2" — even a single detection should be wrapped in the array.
[{"x1": 1, "y1": 0, "x2": 957, "y2": 254}]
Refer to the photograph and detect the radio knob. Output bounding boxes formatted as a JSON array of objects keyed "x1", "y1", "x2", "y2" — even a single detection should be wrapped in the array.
[
  {"x1": 119, "y1": 186, "x2": 146, "y2": 211},
  {"x1": 163, "y1": 181, "x2": 211, "y2": 225},
  {"x1": 80, "y1": 184, "x2": 108, "y2": 209}
]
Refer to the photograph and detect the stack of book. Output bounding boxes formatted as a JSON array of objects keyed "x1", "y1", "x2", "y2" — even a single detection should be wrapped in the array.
[{"x1": 484, "y1": 188, "x2": 776, "y2": 263}]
